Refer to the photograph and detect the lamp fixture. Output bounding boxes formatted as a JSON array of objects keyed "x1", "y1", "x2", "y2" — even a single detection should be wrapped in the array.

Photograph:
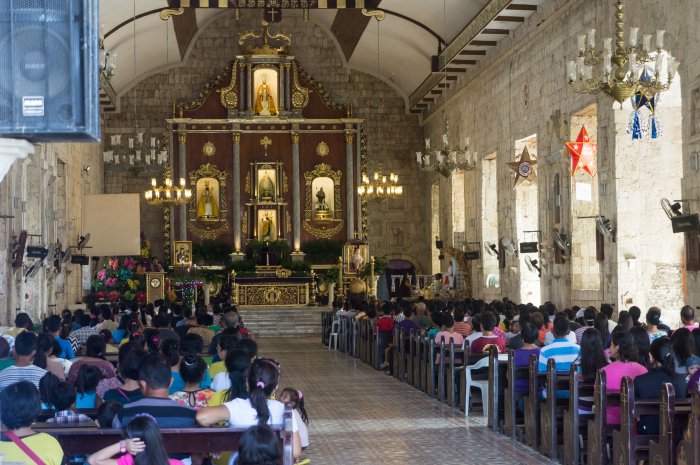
[
  {"x1": 566, "y1": 0, "x2": 679, "y2": 104},
  {"x1": 416, "y1": 115, "x2": 476, "y2": 178},
  {"x1": 144, "y1": 166, "x2": 192, "y2": 206}
]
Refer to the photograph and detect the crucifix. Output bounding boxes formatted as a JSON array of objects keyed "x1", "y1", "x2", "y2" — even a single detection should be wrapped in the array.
[
  {"x1": 260, "y1": 136, "x2": 272, "y2": 156},
  {"x1": 264, "y1": 7, "x2": 281, "y2": 23}
]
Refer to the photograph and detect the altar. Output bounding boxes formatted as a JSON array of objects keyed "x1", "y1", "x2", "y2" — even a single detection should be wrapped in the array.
[{"x1": 232, "y1": 276, "x2": 312, "y2": 306}]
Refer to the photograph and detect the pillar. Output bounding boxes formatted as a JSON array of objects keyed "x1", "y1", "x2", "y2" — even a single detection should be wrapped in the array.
[
  {"x1": 178, "y1": 130, "x2": 187, "y2": 240},
  {"x1": 246, "y1": 64, "x2": 253, "y2": 113},
  {"x1": 285, "y1": 64, "x2": 291, "y2": 110},
  {"x1": 291, "y1": 131, "x2": 301, "y2": 251},
  {"x1": 279, "y1": 65, "x2": 286, "y2": 112},
  {"x1": 345, "y1": 130, "x2": 355, "y2": 238},
  {"x1": 232, "y1": 132, "x2": 242, "y2": 252},
  {"x1": 238, "y1": 64, "x2": 245, "y2": 113}
]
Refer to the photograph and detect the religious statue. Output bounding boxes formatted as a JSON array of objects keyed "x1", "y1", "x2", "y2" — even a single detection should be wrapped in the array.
[
  {"x1": 398, "y1": 273, "x2": 412, "y2": 299},
  {"x1": 197, "y1": 181, "x2": 219, "y2": 220},
  {"x1": 259, "y1": 172, "x2": 275, "y2": 202},
  {"x1": 255, "y1": 74, "x2": 277, "y2": 116},
  {"x1": 351, "y1": 245, "x2": 364, "y2": 275},
  {"x1": 260, "y1": 212, "x2": 274, "y2": 241},
  {"x1": 314, "y1": 186, "x2": 330, "y2": 220}
]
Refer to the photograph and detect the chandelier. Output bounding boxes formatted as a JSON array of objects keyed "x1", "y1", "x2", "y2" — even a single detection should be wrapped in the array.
[
  {"x1": 144, "y1": 169, "x2": 192, "y2": 206},
  {"x1": 567, "y1": 0, "x2": 679, "y2": 104},
  {"x1": 99, "y1": 36, "x2": 116, "y2": 87},
  {"x1": 357, "y1": 169, "x2": 403, "y2": 201},
  {"x1": 416, "y1": 117, "x2": 476, "y2": 178}
]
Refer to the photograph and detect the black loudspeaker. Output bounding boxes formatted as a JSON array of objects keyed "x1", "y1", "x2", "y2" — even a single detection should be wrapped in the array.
[
  {"x1": 519, "y1": 242, "x2": 539, "y2": 253},
  {"x1": 0, "y1": 1, "x2": 100, "y2": 141},
  {"x1": 463, "y1": 251, "x2": 480, "y2": 261},
  {"x1": 70, "y1": 254, "x2": 89, "y2": 265},
  {"x1": 671, "y1": 214, "x2": 700, "y2": 233}
]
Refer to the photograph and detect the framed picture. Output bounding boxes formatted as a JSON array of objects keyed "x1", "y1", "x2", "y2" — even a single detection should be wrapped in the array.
[{"x1": 173, "y1": 241, "x2": 193, "y2": 267}]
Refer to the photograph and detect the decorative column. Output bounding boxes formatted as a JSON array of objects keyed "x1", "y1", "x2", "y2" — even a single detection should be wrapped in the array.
[
  {"x1": 238, "y1": 63, "x2": 246, "y2": 113},
  {"x1": 232, "y1": 132, "x2": 243, "y2": 258},
  {"x1": 345, "y1": 130, "x2": 355, "y2": 239},
  {"x1": 291, "y1": 131, "x2": 302, "y2": 256},
  {"x1": 246, "y1": 64, "x2": 253, "y2": 113},
  {"x1": 178, "y1": 130, "x2": 187, "y2": 241},
  {"x1": 285, "y1": 64, "x2": 292, "y2": 110},
  {"x1": 279, "y1": 65, "x2": 286, "y2": 113}
]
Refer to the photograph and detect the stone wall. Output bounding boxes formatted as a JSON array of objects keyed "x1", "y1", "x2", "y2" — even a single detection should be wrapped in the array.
[
  {"x1": 424, "y1": 0, "x2": 694, "y2": 324},
  {"x1": 103, "y1": 9, "x2": 431, "y2": 273},
  {"x1": 0, "y1": 141, "x2": 102, "y2": 324}
]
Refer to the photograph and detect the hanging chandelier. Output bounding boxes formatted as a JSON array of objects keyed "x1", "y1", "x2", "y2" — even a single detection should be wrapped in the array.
[
  {"x1": 566, "y1": 0, "x2": 679, "y2": 104},
  {"x1": 416, "y1": 117, "x2": 476, "y2": 178},
  {"x1": 144, "y1": 167, "x2": 192, "y2": 206},
  {"x1": 357, "y1": 168, "x2": 403, "y2": 201}
]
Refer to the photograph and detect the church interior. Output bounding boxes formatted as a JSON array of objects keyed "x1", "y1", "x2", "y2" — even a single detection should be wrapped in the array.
[{"x1": 0, "y1": 0, "x2": 699, "y2": 464}]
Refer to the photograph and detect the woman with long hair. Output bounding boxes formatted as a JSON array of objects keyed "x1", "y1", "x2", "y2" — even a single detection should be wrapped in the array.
[
  {"x1": 671, "y1": 328, "x2": 695, "y2": 375},
  {"x1": 168, "y1": 354, "x2": 214, "y2": 410},
  {"x1": 197, "y1": 358, "x2": 302, "y2": 460},
  {"x1": 87, "y1": 414, "x2": 183, "y2": 465},
  {"x1": 577, "y1": 328, "x2": 608, "y2": 414},
  {"x1": 68, "y1": 334, "x2": 117, "y2": 384},
  {"x1": 601, "y1": 331, "x2": 648, "y2": 425},
  {"x1": 629, "y1": 326, "x2": 651, "y2": 368},
  {"x1": 34, "y1": 332, "x2": 67, "y2": 380},
  {"x1": 634, "y1": 337, "x2": 688, "y2": 435},
  {"x1": 594, "y1": 313, "x2": 611, "y2": 349}
]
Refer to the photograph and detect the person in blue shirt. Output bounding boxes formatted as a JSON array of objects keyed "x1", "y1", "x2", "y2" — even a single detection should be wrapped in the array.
[{"x1": 45, "y1": 315, "x2": 74, "y2": 360}]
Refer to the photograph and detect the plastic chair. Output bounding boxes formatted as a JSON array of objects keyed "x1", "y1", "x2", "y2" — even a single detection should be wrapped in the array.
[
  {"x1": 328, "y1": 331, "x2": 338, "y2": 350},
  {"x1": 464, "y1": 355, "x2": 490, "y2": 417}
]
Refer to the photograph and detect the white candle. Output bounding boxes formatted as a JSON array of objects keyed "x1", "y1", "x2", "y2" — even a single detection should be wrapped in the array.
[
  {"x1": 425, "y1": 138, "x2": 431, "y2": 149},
  {"x1": 587, "y1": 29, "x2": 596, "y2": 49},
  {"x1": 603, "y1": 53, "x2": 612, "y2": 75},
  {"x1": 465, "y1": 137, "x2": 470, "y2": 147},
  {"x1": 416, "y1": 152, "x2": 422, "y2": 164},
  {"x1": 450, "y1": 152, "x2": 457, "y2": 164},
  {"x1": 576, "y1": 56, "x2": 585, "y2": 78},
  {"x1": 128, "y1": 138, "x2": 134, "y2": 149},
  {"x1": 150, "y1": 137, "x2": 156, "y2": 147},
  {"x1": 442, "y1": 134, "x2": 449, "y2": 146},
  {"x1": 628, "y1": 53, "x2": 637, "y2": 74},
  {"x1": 643, "y1": 34, "x2": 652, "y2": 52},
  {"x1": 629, "y1": 27, "x2": 639, "y2": 47},
  {"x1": 656, "y1": 30, "x2": 665, "y2": 50},
  {"x1": 603, "y1": 38, "x2": 613, "y2": 53},
  {"x1": 567, "y1": 60, "x2": 577, "y2": 82},
  {"x1": 577, "y1": 34, "x2": 586, "y2": 53},
  {"x1": 668, "y1": 56, "x2": 680, "y2": 77},
  {"x1": 585, "y1": 65, "x2": 593, "y2": 80},
  {"x1": 655, "y1": 53, "x2": 664, "y2": 75},
  {"x1": 424, "y1": 155, "x2": 430, "y2": 165}
]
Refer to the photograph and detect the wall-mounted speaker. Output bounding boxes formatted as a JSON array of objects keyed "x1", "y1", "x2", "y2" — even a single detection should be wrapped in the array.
[
  {"x1": 70, "y1": 254, "x2": 89, "y2": 265},
  {"x1": 0, "y1": 1, "x2": 100, "y2": 141}
]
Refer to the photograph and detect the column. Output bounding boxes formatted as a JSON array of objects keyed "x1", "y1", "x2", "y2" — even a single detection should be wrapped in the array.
[
  {"x1": 291, "y1": 131, "x2": 301, "y2": 251},
  {"x1": 232, "y1": 132, "x2": 242, "y2": 252},
  {"x1": 246, "y1": 64, "x2": 253, "y2": 113},
  {"x1": 279, "y1": 64, "x2": 285, "y2": 112},
  {"x1": 285, "y1": 64, "x2": 291, "y2": 110},
  {"x1": 345, "y1": 130, "x2": 355, "y2": 238},
  {"x1": 238, "y1": 64, "x2": 245, "y2": 113},
  {"x1": 178, "y1": 130, "x2": 187, "y2": 240}
]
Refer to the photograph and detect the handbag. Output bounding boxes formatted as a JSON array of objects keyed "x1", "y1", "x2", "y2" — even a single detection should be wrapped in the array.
[{"x1": 3, "y1": 430, "x2": 48, "y2": 465}]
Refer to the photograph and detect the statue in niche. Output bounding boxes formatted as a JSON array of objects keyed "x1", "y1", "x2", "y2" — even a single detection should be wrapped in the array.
[
  {"x1": 351, "y1": 245, "x2": 364, "y2": 275},
  {"x1": 314, "y1": 187, "x2": 330, "y2": 220},
  {"x1": 259, "y1": 172, "x2": 275, "y2": 202},
  {"x1": 197, "y1": 181, "x2": 219, "y2": 220},
  {"x1": 260, "y1": 212, "x2": 274, "y2": 241},
  {"x1": 255, "y1": 74, "x2": 277, "y2": 116}
]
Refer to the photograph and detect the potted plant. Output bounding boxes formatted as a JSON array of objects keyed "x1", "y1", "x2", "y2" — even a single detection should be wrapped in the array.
[{"x1": 322, "y1": 266, "x2": 340, "y2": 307}]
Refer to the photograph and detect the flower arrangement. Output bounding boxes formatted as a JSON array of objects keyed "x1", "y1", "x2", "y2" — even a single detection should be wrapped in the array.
[{"x1": 92, "y1": 256, "x2": 148, "y2": 304}]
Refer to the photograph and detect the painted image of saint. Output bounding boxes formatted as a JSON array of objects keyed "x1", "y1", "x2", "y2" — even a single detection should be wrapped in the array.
[
  {"x1": 260, "y1": 213, "x2": 274, "y2": 241},
  {"x1": 197, "y1": 181, "x2": 219, "y2": 220},
  {"x1": 175, "y1": 244, "x2": 191, "y2": 265},
  {"x1": 255, "y1": 74, "x2": 277, "y2": 116},
  {"x1": 259, "y1": 172, "x2": 275, "y2": 202}
]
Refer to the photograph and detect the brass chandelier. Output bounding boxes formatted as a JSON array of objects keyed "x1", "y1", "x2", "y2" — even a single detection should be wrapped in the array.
[
  {"x1": 144, "y1": 169, "x2": 192, "y2": 206},
  {"x1": 357, "y1": 169, "x2": 403, "y2": 201},
  {"x1": 567, "y1": 0, "x2": 679, "y2": 104},
  {"x1": 416, "y1": 116, "x2": 476, "y2": 178}
]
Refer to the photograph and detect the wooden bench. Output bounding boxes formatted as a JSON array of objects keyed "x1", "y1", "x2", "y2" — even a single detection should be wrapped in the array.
[
  {"x1": 586, "y1": 369, "x2": 620, "y2": 465},
  {"x1": 503, "y1": 350, "x2": 530, "y2": 440},
  {"x1": 36, "y1": 408, "x2": 97, "y2": 422},
  {"x1": 562, "y1": 364, "x2": 594, "y2": 465},
  {"x1": 540, "y1": 358, "x2": 571, "y2": 460},
  {"x1": 612, "y1": 376, "x2": 661, "y2": 465},
  {"x1": 411, "y1": 331, "x2": 423, "y2": 389},
  {"x1": 676, "y1": 390, "x2": 700, "y2": 465},
  {"x1": 34, "y1": 407, "x2": 294, "y2": 465},
  {"x1": 641, "y1": 383, "x2": 693, "y2": 465},
  {"x1": 486, "y1": 346, "x2": 508, "y2": 433},
  {"x1": 523, "y1": 353, "x2": 545, "y2": 449}
]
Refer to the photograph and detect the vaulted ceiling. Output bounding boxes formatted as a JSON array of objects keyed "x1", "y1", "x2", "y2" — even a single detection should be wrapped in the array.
[{"x1": 99, "y1": 0, "x2": 543, "y2": 112}]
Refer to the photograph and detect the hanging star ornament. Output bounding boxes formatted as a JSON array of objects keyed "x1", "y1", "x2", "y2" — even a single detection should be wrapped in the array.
[
  {"x1": 566, "y1": 126, "x2": 597, "y2": 177},
  {"x1": 507, "y1": 146, "x2": 537, "y2": 188}
]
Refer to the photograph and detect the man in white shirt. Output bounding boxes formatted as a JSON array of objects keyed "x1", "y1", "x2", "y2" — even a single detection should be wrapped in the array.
[{"x1": 0, "y1": 331, "x2": 46, "y2": 391}]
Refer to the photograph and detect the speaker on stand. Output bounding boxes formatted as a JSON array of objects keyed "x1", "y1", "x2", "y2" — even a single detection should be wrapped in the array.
[{"x1": 0, "y1": 0, "x2": 100, "y2": 141}]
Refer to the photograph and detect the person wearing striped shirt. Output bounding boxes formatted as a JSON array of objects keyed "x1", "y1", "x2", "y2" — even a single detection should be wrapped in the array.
[
  {"x1": 0, "y1": 331, "x2": 46, "y2": 391},
  {"x1": 538, "y1": 315, "x2": 580, "y2": 374}
]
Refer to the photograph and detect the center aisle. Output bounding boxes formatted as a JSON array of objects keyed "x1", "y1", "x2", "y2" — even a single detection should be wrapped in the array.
[{"x1": 256, "y1": 337, "x2": 547, "y2": 465}]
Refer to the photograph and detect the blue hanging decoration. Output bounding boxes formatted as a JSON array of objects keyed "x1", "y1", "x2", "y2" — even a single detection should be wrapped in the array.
[
  {"x1": 626, "y1": 91, "x2": 646, "y2": 140},
  {"x1": 645, "y1": 93, "x2": 662, "y2": 139}
]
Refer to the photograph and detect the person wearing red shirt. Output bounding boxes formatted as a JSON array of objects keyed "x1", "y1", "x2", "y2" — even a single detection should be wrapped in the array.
[{"x1": 470, "y1": 311, "x2": 506, "y2": 354}]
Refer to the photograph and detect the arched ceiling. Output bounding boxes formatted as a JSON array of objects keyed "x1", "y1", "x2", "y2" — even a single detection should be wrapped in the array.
[{"x1": 99, "y1": 0, "x2": 542, "y2": 112}]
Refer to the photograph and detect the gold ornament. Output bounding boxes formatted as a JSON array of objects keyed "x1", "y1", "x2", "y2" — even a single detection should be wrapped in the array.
[
  {"x1": 202, "y1": 141, "x2": 216, "y2": 157},
  {"x1": 316, "y1": 141, "x2": 330, "y2": 157}
]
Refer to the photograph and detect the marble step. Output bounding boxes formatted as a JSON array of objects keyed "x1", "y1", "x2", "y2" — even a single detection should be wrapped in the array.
[{"x1": 238, "y1": 306, "x2": 326, "y2": 337}]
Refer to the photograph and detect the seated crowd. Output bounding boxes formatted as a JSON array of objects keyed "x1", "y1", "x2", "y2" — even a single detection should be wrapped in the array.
[
  {"x1": 0, "y1": 301, "x2": 310, "y2": 465},
  {"x1": 335, "y1": 296, "x2": 700, "y2": 420}
]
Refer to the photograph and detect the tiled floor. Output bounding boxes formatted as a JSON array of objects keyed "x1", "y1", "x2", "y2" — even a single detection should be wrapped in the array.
[{"x1": 257, "y1": 337, "x2": 549, "y2": 465}]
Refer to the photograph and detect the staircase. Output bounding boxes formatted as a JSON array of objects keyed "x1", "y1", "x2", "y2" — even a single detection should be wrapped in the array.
[{"x1": 237, "y1": 306, "x2": 325, "y2": 337}]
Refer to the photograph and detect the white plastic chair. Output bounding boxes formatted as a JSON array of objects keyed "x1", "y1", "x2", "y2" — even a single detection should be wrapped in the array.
[
  {"x1": 328, "y1": 331, "x2": 338, "y2": 350},
  {"x1": 464, "y1": 355, "x2": 490, "y2": 417}
]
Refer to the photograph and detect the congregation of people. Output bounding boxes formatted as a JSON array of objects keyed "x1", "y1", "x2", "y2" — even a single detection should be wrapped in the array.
[{"x1": 0, "y1": 302, "x2": 309, "y2": 465}]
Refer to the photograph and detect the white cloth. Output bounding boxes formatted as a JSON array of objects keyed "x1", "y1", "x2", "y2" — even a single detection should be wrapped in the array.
[
  {"x1": 223, "y1": 398, "x2": 298, "y2": 432},
  {"x1": 544, "y1": 330, "x2": 577, "y2": 346},
  {"x1": 293, "y1": 408, "x2": 309, "y2": 448},
  {"x1": 210, "y1": 372, "x2": 230, "y2": 392}
]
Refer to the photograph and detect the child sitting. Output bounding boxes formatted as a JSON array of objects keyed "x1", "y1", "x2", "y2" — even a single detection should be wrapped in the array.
[
  {"x1": 279, "y1": 387, "x2": 310, "y2": 450},
  {"x1": 169, "y1": 354, "x2": 214, "y2": 410},
  {"x1": 47, "y1": 381, "x2": 95, "y2": 424},
  {"x1": 95, "y1": 401, "x2": 123, "y2": 428},
  {"x1": 76, "y1": 364, "x2": 104, "y2": 408}
]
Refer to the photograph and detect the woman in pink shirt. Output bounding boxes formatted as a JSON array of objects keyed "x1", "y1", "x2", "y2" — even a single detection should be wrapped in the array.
[{"x1": 601, "y1": 331, "x2": 648, "y2": 425}]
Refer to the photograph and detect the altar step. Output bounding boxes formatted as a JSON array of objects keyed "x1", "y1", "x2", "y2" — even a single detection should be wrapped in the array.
[{"x1": 238, "y1": 306, "x2": 326, "y2": 338}]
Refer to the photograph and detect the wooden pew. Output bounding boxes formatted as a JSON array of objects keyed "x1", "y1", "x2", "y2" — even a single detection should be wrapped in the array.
[
  {"x1": 35, "y1": 408, "x2": 294, "y2": 465},
  {"x1": 540, "y1": 358, "x2": 571, "y2": 461},
  {"x1": 486, "y1": 346, "x2": 500, "y2": 432},
  {"x1": 391, "y1": 326, "x2": 401, "y2": 379},
  {"x1": 36, "y1": 408, "x2": 97, "y2": 422},
  {"x1": 587, "y1": 369, "x2": 620, "y2": 465},
  {"x1": 437, "y1": 340, "x2": 447, "y2": 403},
  {"x1": 612, "y1": 376, "x2": 660, "y2": 465},
  {"x1": 523, "y1": 353, "x2": 544, "y2": 449},
  {"x1": 406, "y1": 329, "x2": 416, "y2": 385},
  {"x1": 428, "y1": 335, "x2": 437, "y2": 398},
  {"x1": 446, "y1": 340, "x2": 465, "y2": 409},
  {"x1": 648, "y1": 383, "x2": 692, "y2": 465},
  {"x1": 562, "y1": 364, "x2": 594, "y2": 465},
  {"x1": 676, "y1": 391, "x2": 700, "y2": 465},
  {"x1": 503, "y1": 350, "x2": 531, "y2": 440},
  {"x1": 411, "y1": 331, "x2": 422, "y2": 389},
  {"x1": 420, "y1": 335, "x2": 430, "y2": 393}
]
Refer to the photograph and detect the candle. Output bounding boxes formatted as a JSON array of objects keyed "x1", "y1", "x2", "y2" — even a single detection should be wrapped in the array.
[
  {"x1": 128, "y1": 138, "x2": 134, "y2": 149},
  {"x1": 425, "y1": 138, "x2": 431, "y2": 149},
  {"x1": 151, "y1": 178, "x2": 157, "y2": 187},
  {"x1": 643, "y1": 34, "x2": 652, "y2": 52},
  {"x1": 584, "y1": 65, "x2": 593, "y2": 80},
  {"x1": 567, "y1": 60, "x2": 577, "y2": 82},
  {"x1": 628, "y1": 53, "x2": 637, "y2": 74},
  {"x1": 450, "y1": 152, "x2": 457, "y2": 164},
  {"x1": 656, "y1": 30, "x2": 665, "y2": 50},
  {"x1": 655, "y1": 53, "x2": 664, "y2": 75},
  {"x1": 442, "y1": 134, "x2": 449, "y2": 146},
  {"x1": 577, "y1": 34, "x2": 586, "y2": 53},
  {"x1": 629, "y1": 27, "x2": 639, "y2": 47},
  {"x1": 603, "y1": 53, "x2": 612, "y2": 75},
  {"x1": 576, "y1": 56, "x2": 585, "y2": 78},
  {"x1": 587, "y1": 29, "x2": 596, "y2": 49},
  {"x1": 668, "y1": 56, "x2": 680, "y2": 77},
  {"x1": 603, "y1": 37, "x2": 613, "y2": 53},
  {"x1": 150, "y1": 137, "x2": 156, "y2": 147},
  {"x1": 424, "y1": 155, "x2": 430, "y2": 165},
  {"x1": 465, "y1": 137, "x2": 470, "y2": 147},
  {"x1": 416, "y1": 152, "x2": 422, "y2": 164}
]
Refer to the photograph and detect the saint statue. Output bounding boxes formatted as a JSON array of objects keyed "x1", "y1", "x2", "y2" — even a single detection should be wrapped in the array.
[
  {"x1": 255, "y1": 74, "x2": 277, "y2": 116},
  {"x1": 197, "y1": 181, "x2": 219, "y2": 220},
  {"x1": 351, "y1": 246, "x2": 364, "y2": 275},
  {"x1": 259, "y1": 173, "x2": 275, "y2": 202},
  {"x1": 314, "y1": 186, "x2": 330, "y2": 220},
  {"x1": 260, "y1": 213, "x2": 274, "y2": 241}
]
